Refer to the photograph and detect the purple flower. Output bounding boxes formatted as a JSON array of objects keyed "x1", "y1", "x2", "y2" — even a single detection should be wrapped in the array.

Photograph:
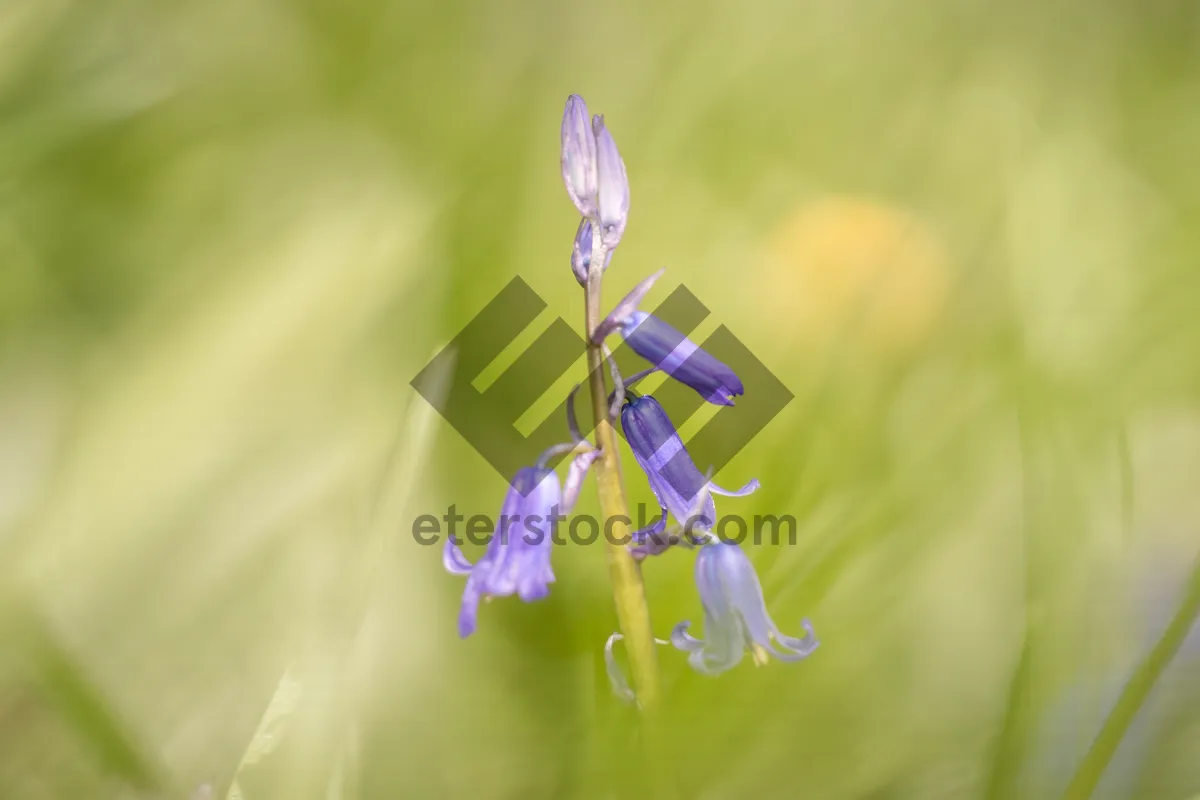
[
  {"x1": 587, "y1": 271, "x2": 742, "y2": 406},
  {"x1": 620, "y1": 394, "x2": 758, "y2": 545},
  {"x1": 445, "y1": 450, "x2": 599, "y2": 637},
  {"x1": 671, "y1": 542, "x2": 818, "y2": 675},
  {"x1": 621, "y1": 311, "x2": 744, "y2": 406},
  {"x1": 560, "y1": 95, "x2": 629, "y2": 249}
]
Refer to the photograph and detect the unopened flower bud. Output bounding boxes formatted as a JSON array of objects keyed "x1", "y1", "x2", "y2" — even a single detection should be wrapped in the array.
[
  {"x1": 561, "y1": 95, "x2": 598, "y2": 218},
  {"x1": 592, "y1": 114, "x2": 629, "y2": 249},
  {"x1": 570, "y1": 218, "x2": 614, "y2": 285}
]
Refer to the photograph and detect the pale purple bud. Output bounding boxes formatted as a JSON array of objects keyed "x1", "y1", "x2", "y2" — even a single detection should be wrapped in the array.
[
  {"x1": 561, "y1": 95, "x2": 598, "y2": 218},
  {"x1": 570, "y1": 219, "x2": 613, "y2": 286},
  {"x1": 592, "y1": 114, "x2": 630, "y2": 249}
]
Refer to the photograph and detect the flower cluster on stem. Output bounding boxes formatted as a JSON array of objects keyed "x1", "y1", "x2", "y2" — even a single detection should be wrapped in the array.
[{"x1": 443, "y1": 94, "x2": 818, "y2": 709}]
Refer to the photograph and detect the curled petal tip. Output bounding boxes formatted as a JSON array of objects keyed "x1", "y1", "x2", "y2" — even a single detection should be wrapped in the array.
[
  {"x1": 671, "y1": 620, "x2": 705, "y2": 652},
  {"x1": 443, "y1": 535, "x2": 474, "y2": 575},
  {"x1": 709, "y1": 477, "x2": 760, "y2": 498},
  {"x1": 604, "y1": 633, "x2": 637, "y2": 704}
]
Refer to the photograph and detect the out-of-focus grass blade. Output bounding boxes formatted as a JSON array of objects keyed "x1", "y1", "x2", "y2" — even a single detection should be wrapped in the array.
[
  {"x1": 986, "y1": 634, "x2": 1035, "y2": 800},
  {"x1": 985, "y1": 402, "x2": 1044, "y2": 800},
  {"x1": 1062, "y1": 552, "x2": 1200, "y2": 800},
  {"x1": 223, "y1": 352, "x2": 449, "y2": 799},
  {"x1": 225, "y1": 668, "x2": 302, "y2": 800},
  {"x1": 0, "y1": 590, "x2": 162, "y2": 790}
]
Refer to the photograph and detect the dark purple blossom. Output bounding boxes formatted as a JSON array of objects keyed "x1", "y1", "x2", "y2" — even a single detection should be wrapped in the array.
[
  {"x1": 671, "y1": 541, "x2": 818, "y2": 675},
  {"x1": 620, "y1": 395, "x2": 758, "y2": 549},
  {"x1": 621, "y1": 311, "x2": 744, "y2": 406},
  {"x1": 588, "y1": 269, "x2": 743, "y2": 406}
]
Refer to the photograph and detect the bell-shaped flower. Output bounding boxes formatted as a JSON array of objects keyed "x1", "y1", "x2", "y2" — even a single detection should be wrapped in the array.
[
  {"x1": 621, "y1": 311, "x2": 743, "y2": 406},
  {"x1": 620, "y1": 394, "x2": 758, "y2": 549},
  {"x1": 444, "y1": 449, "x2": 599, "y2": 637},
  {"x1": 589, "y1": 270, "x2": 742, "y2": 406},
  {"x1": 671, "y1": 541, "x2": 818, "y2": 675}
]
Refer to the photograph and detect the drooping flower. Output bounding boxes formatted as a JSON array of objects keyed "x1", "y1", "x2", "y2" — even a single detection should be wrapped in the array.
[
  {"x1": 671, "y1": 541, "x2": 818, "y2": 675},
  {"x1": 620, "y1": 394, "x2": 758, "y2": 551},
  {"x1": 560, "y1": 95, "x2": 629, "y2": 249},
  {"x1": 445, "y1": 450, "x2": 599, "y2": 637},
  {"x1": 587, "y1": 270, "x2": 743, "y2": 406},
  {"x1": 621, "y1": 311, "x2": 743, "y2": 406}
]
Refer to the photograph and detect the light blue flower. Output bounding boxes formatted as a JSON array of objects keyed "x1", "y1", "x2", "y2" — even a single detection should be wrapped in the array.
[{"x1": 671, "y1": 542, "x2": 818, "y2": 675}]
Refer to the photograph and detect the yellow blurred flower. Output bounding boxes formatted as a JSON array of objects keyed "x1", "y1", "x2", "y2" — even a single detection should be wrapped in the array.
[{"x1": 764, "y1": 197, "x2": 951, "y2": 355}]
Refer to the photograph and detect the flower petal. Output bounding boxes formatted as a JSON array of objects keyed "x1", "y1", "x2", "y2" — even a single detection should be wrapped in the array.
[
  {"x1": 708, "y1": 478, "x2": 760, "y2": 497},
  {"x1": 670, "y1": 621, "x2": 705, "y2": 653},
  {"x1": 561, "y1": 448, "x2": 602, "y2": 515},
  {"x1": 590, "y1": 269, "x2": 665, "y2": 344},
  {"x1": 688, "y1": 644, "x2": 744, "y2": 676},
  {"x1": 629, "y1": 508, "x2": 672, "y2": 559},
  {"x1": 604, "y1": 633, "x2": 637, "y2": 704},
  {"x1": 768, "y1": 619, "x2": 820, "y2": 661},
  {"x1": 457, "y1": 575, "x2": 483, "y2": 638},
  {"x1": 443, "y1": 534, "x2": 474, "y2": 576}
]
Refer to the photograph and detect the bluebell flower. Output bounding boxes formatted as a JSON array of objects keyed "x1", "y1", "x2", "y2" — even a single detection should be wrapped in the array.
[
  {"x1": 671, "y1": 541, "x2": 818, "y2": 675},
  {"x1": 620, "y1": 394, "x2": 758, "y2": 554},
  {"x1": 444, "y1": 450, "x2": 599, "y2": 637},
  {"x1": 587, "y1": 269, "x2": 742, "y2": 406},
  {"x1": 621, "y1": 311, "x2": 744, "y2": 406}
]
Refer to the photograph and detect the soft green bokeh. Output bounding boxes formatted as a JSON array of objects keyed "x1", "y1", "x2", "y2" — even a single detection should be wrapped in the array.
[{"x1": 2, "y1": 0, "x2": 1199, "y2": 797}]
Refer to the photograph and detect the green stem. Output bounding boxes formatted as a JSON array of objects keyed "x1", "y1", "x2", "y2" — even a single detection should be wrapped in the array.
[
  {"x1": 584, "y1": 233, "x2": 661, "y2": 711},
  {"x1": 1062, "y1": 551, "x2": 1200, "y2": 800}
]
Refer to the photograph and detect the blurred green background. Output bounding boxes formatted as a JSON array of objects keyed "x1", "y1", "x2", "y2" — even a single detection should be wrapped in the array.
[{"x1": 2, "y1": 0, "x2": 1200, "y2": 797}]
